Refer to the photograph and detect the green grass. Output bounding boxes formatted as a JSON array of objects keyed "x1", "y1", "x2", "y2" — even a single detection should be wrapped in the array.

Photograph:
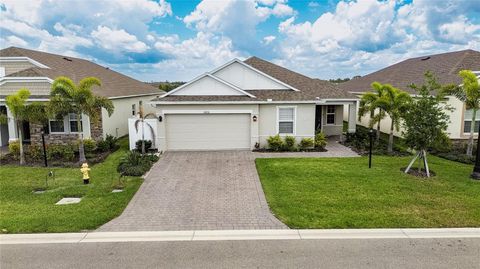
[
  {"x1": 0, "y1": 138, "x2": 143, "y2": 233},
  {"x1": 256, "y1": 156, "x2": 480, "y2": 229}
]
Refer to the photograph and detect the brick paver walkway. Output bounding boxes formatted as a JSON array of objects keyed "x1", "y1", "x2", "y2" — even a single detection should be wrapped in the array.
[{"x1": 98, "y1": 141, "x2": 358, "y2": 231}]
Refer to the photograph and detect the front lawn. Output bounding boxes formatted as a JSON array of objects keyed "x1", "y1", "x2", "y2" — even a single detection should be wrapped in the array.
[
  {"x1": 256, "y1": 156, "x2": 480, "y2": 228},
  {"x1": 0, "y1": 138, "x2": 143, "y2": 233}
]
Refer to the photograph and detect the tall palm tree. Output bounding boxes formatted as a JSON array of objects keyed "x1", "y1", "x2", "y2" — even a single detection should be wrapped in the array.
[
  {"x1": 376, "y1": 84, "x2": 412, "y2": 153},
  {"x1": 49, "y1": 76, "x2": 114, "y2": 163},
  {"x1": 5, "y1": 89, "x2": 48, "y2": 165},
  {"x1": 358, "y1": 82, "x2": 386, "y2": 141},
  {"x1": 442, "y1": 70, "x2": 480, "y2": 156},
  {"x1": 134, "y1": 100, "x2": 156, "y2": 154}
]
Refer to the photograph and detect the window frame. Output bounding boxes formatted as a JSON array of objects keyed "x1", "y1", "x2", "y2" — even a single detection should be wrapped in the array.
[
  {"x1": 49, "y1": 117, "x2": 66, "y2": 134},
  {"x1": 132, "y1": 104, "x2": 136, "y2": 116},
  {"x1": 463, "y1": 108, "x2": 480, "y2": 134},
  {"x1": 277, "y1": 106, "x2": 296, "y2": 135},
  {"x1": 68, "y1": 113, "x2": 83, "y2": 133},
  {"x1": 325, "y1": 105, "x2": 336, "y2": 125}
]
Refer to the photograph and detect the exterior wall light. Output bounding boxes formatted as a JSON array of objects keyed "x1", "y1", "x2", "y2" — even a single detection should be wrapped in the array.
[
  {"x1": 158, "y1": 115, "x2": 163, "y2": 122},
  {"x1": 252, "y1": 115, "x2": 258, "y2": 122}
]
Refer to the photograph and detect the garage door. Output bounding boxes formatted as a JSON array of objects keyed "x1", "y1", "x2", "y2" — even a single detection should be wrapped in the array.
[{"x1": 165, "y1": 114, "x2": 251, "y2": 150}]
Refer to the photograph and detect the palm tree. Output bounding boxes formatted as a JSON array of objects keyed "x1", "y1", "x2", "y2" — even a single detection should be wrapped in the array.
[
  {"x1": 5, "y1": 89, "x2": 48, "y2": 165},
  {"x1": 442, "y1": 70, "x2": 480, "y2": 156},
  {"x1": 49, "y1": 76, "x2": 114, "y2": 163},
  {"x1": 375, "y1": 85, "x2": 412, "y2": 153},
  {"x1": 134, "y1": 100, "x2": 156, "y2": 154},
  {"x1": 358, "y1": 82, "x2": 387, "y2": 141}
]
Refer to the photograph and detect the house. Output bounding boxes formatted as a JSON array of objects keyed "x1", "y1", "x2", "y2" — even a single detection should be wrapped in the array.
[
  {"x1": 0, "y1": 47, "x2": 161, "y2": 147},
  {"x1": 149, "y1": 57, "x2": 358, "y2": 151},
  {"x1": 339, "y1": 49, "x2": 480, "y2": 141}
]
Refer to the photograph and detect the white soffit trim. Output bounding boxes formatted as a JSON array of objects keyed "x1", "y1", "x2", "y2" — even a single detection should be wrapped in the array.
[
  {"x1": 210, "y1": 58, "x2": 300, "y2": 92},
  {"x1": 0, "y1": 76, "x2": 53, "y2": 86},
  {"x1": 0, "y1": 57, "x2": 50, "y2": 69},
  {"x1": 161, "y1": 73, "x2": 256, "y2": 98}
]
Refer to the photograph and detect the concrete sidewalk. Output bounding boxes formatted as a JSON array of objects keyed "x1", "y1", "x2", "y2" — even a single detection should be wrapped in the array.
[{"x1": 2, "y1": 228, "x2": 479, "y2": 245}]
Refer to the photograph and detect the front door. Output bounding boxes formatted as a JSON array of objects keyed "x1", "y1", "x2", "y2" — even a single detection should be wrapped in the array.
[
  {"x1": 315, "y1": 106, "x2": 322, "y2": 132},
  {"x1": 22, "y1": 121, "x2": 30, "y2": 143}
]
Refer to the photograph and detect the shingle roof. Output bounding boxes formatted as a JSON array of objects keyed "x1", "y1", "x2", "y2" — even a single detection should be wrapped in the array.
[
  {"x1": 0, "y1": 46, "x2": 162, "y2": 98},
  {"x1": 155, "y1": 56, "x2": 356, "y2": 102},
  {"x1": 339, "y1": 49, "x2": 480, "y2": 94}
]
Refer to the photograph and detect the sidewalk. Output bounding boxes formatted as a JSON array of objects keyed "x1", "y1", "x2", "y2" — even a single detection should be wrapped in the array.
[{"x1": 1, "y1": 228, "x2": 479, "y2": 245}]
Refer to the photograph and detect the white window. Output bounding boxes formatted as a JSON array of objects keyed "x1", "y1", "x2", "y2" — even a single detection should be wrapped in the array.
[
  {"x1": 132, "y1": 104, "x2": 136, "y2": 116},
  {"x1": 69, "y1": 113, "x2": 82, "y2": 133},
  {"x1": 278, "y1": 107, "x2": 295, "y2": 134},
  {"x1": 326, "y1": 105, "x2": 336, "y2": 125},
  {"x1": 0, "y1": 67, "x2": 5, "y2": 77},
  {"x1": 464, "y1": 109, "x2": 480, "y2": 133},
  {"x1": 49, "y1": 118, "x2": 65, "y2": 133}
]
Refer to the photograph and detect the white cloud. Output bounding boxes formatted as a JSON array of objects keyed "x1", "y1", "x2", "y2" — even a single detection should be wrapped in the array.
[
  {"x1": 91, "y1": 26, "x2": 149, "y2": 53},
  {"x1": 152, "y1": 32, "x2": 242, "y2": 80},
  {"x1": 308, "y1": 2, "x2": 319, "y2": 8},
  {"x1": 263, "y1": 35, "x2": 276, "y2": 45},
  {"x1": 184, "y1": 0, "x2": 294, "y2": 50},
  {"x1": 1, "y1": 35, "x2": 28, "y2": 47}
]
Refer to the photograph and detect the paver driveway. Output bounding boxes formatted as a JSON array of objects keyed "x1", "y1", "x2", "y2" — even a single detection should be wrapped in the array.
[{"x1": 98, "y1": 151, "x2": 287, "y2": 231}]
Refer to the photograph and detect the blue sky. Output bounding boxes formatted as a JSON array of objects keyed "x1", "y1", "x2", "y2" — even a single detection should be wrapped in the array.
[{"x1": 1, "y1": 0, "x2": 479, "y2": 82}]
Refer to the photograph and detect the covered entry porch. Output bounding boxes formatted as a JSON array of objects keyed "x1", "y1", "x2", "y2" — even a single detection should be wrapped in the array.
[{"x1": 315, "y1": 101, "x2": 357, "y2": 137}]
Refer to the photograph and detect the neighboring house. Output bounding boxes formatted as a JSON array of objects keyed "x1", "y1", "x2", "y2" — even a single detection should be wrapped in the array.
[
  {"x1": 0, "y1": 46, "x2": 161, "y2": 147},
  {"x1": 149, "y1": 57, "x2": 358, "y2": 151},
  {"x1": 339, "y1": 49, "x2": 480, "y2": 140}
]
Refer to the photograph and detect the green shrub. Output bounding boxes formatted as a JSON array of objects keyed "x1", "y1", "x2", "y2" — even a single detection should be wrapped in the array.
[
  {"x1": 315, "y1": 132, "x2": 327, "y2": 149},
  {"x1": 117, "y1": 151, "x2": 158, "y2": 176},
  {"x1": 47, "y1": 144, "x2": 74, "y2": 161},
  {"x1": 82, "y1": 139, "x2": 97, "y2": 153},
  {"x1": 299, "y1": 137, "x2": 314, "y2": 150},
  {"x1": 135, "y1": 140, "x2": 152, "y2": 152},
  {"x1": 8, "y1": 141, "x2": 20, "y2": 159},
  {"x1": 26, "y1": 144, "x2": 43, "y2": 161},
  {"x1": 283, "y1": 136, "x2": 296, "y2": 151},
  {"x1": 267, "y1": 135, "x2": 284, "y2": 151},
  {"x1": 97, "y1": 140, "x2": 110, "y2": 152}
]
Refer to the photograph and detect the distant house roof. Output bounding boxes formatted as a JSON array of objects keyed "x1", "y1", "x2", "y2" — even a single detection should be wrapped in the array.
[
  {"x1": 339, "y1": 49, "x2": 480, "y2": 94},
  {"x1": 155, "y1": 56, "x2": 356, "y2": 102},
  {"x1": 0, "y1": 46, "x2": 162, "y2": 98}
]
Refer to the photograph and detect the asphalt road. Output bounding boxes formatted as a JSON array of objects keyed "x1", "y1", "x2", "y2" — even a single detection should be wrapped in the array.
[{"x1": 1, "y1": 238, "x2": 479, "y2": 269}]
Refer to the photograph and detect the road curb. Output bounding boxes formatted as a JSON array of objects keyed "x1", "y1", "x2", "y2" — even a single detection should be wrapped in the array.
[{"x1": 1, "y1": 228, "x2": 479, "y2": 245}]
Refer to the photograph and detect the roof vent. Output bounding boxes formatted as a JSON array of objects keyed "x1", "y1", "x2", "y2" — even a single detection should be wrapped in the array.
[
  {"x1": 105, "y1": 67, "x2": 110, "y2": 70},
  {"x1": 267, "y1": 99, "x2": 273, "y2": 102},
  {"x1": 315, "y1": 97, "x2": 320, "y2": 100},
  {"x1": 62, "y1": 57, "x2": 72, "y2": 62},
  {"x1": 420, "y1": 56, "x2": 430, "y2": 61}
]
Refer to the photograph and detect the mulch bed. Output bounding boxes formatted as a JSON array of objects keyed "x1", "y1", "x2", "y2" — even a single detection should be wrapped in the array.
[
  {"x1": 0, "y1": 150, "x2": 114, "y2": 167},
  {"x1": 253, "y1": 148, "x2": 327, "y2": 153},
  {"x1": 400, "y1": 167, "x2": 436, "y2": 178}
]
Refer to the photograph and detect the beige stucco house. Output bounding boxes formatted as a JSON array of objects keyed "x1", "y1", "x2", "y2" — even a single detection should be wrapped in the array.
[
  {"x1": 149, "y1": 57, "x2": 358, "y2": 151},
  {"x1": 0, "y1": 46, "x2": 161, "y2": 147},
  {"x1": 339, "y1": 49, "x2": 480, "y2": 141}
]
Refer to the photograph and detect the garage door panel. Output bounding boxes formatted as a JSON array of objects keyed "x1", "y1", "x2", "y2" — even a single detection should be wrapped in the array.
[{"x1": 166, "y1": 114, "x2": 250, "y2": 150}]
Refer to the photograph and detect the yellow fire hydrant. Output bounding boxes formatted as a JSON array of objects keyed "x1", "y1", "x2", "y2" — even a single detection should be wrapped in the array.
[{"x1": 80, "y1": 163, "x2": 91, "y2": 184}]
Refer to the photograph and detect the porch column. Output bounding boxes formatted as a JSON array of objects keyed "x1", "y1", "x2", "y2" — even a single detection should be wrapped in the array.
[
  {"x1": 6, "y1": 106, "x2": 18, "y2": 142},
  {"x1": 348, "y1": 102, "x2": 357, "y2": 133}
]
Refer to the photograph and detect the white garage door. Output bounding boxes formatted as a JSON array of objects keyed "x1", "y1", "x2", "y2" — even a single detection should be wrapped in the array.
[{"x1": 165, "y1": 113, "x2": 251, "y2": 150}]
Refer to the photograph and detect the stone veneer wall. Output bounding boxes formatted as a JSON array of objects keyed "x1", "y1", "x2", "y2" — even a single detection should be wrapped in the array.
[{"x1": 29, "y1": 117, "x2": 103, "y2": 145}]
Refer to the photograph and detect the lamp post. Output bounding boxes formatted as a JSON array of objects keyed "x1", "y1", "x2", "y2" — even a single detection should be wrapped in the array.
[
  {"x1": 471, "y1": 136, "x2": 480, "y2": 179},
  {"x1": 368, "y1": 128, "x2": 373, "y2": 168},
  {"x1": 41, "y1": 130, "x2": 48, "y2": 167}
]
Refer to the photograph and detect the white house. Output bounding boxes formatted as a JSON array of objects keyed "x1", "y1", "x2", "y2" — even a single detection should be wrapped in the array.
[
  {"x1": 0, "y1": 46, "x2": 161, "y2": 146},
  {"x1": 149, "y1": 57, "x2": 358, "y2": 151},
  {"x1": 339, "y1": 49, "x2": 480, "y2": 141}
]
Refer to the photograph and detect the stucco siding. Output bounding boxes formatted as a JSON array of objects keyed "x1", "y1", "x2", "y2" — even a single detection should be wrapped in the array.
[
  {"x1": 0, "y1": 81, "x2": 51, "y2": 96},
  {"x1": 258, "y1": 104, "x2": 316, "y2": 145},
  {"x1": 102, "y1": 95, "x2": 157, "y2": 138},
  {"x1": 353, "y1": 96, "x2": 465, "y2": 139},
  {"x1": 0, "y1": 61, "x2": 36, "y2": 76}
]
